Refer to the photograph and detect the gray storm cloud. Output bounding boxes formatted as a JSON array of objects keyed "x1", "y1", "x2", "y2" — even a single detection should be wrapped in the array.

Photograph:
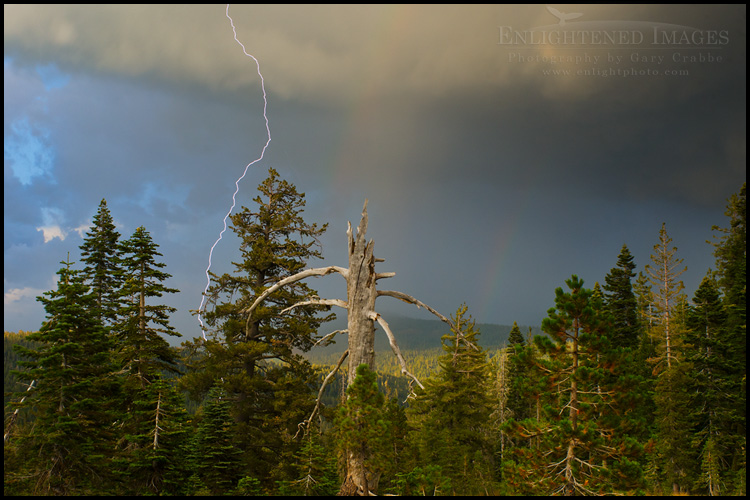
[{"x1": 10, "y1": 4, "x2": 741, "y2": 104}]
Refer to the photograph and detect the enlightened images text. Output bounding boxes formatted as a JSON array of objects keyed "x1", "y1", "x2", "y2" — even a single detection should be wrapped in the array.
[{"x1": 498, "y1": 26, "x2": 729, "y2": 46}]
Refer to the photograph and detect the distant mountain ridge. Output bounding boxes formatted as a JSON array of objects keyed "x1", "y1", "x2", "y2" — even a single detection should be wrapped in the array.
[{"x1": 310, "y1": 313, "x2": 542, "y2": 354}]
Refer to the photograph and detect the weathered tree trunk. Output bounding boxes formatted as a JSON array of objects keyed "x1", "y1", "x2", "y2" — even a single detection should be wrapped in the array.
[
  {"x1": 345, "y1": 201, "x2": 377, "y2": 385},
  {"x1": 339, "y1": 201, "x2": 380, "y2": 496}
]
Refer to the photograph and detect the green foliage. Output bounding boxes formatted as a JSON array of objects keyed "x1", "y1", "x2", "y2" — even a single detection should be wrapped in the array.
[
  {"x1": 603, "y1": 244, "x2": 640, "y2": 349},
  {"x1": 180, "y1": 168, "x2": 333, "y2": 491},
  {"x1": 79, "y1": 198, "x2": 124, "y2": 325},
  {"x1": 504, "y1": 276, "x2": 644, "y2": 495},
  {"x1": 113, "y1": 378, "x2": 192, "y2": 495},
  {"x1": 505, "y1": 321, "x2": 533, "y2": 423},
  {"x1": 392, "y1": 465, "x2": 452, "y2": 496},
  {"x1": 8, "y1": 257, "x2": 119, "y2": 494},
  {"x1": 407, "y1": 304, "x2": 497, "y2": 495},
  {"x1": 334, "y1": 364, "x2": 392, "y2": 478},
  {"x1": 275, "y1": 431, "x2": 339, "y2": 496},
  {"x1": 117, "y1": 225, "x2": 181, "y2": 384},
  {"x1": 189, "y1": 385, "x2": 244, "y2": 495},
  {"x1": 5, "y1": 183, "x2": 747, "y2": 496},
  {"x1": 236, "y1": 476, "x2": 263, "y2": 495},
  {"x1": 706, "y1": 182, "x2": 746, "y2": 495},
  {"x1": 684, "y1": 274, "x2": 743, "y2": 495}
]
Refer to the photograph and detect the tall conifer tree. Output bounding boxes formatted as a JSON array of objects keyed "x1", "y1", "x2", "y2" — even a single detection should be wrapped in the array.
[
  {"x1": 645, "y1": 223, "x2": 687, "y2": 371},
  {"x1": 181, "y1": 167, "x2": 330, "y2": 482},
  {"x1": 643, "y1": 223, "x2": 695, "y2": 493},
  {"x1": 685, "y1": 275, "x2": 731, "y2": 495},
  {"x1": 603, "y1": 244, "x2": 639, "y2": 349},
  {"x1": 189, "y1": 385, "x2": 244, "y2": 495},
  {"x1": 407, "y1": 305, "x2": 496, "y2": 495},
  {"x1": 503, "y1": 276, "x2": 643, "y2": 495},
  {"x1": 707, "y1": 182, "x2": 746, "y2": 494},
  {"x1": 10, "y1": 257, "x2": 119, "y2": 494},
  {"x1": 79, "y1": 199, "x2": 123, "y2": 326},
  {"x1": 117, "y1": 225, "x2": 181, "y2": 384}
]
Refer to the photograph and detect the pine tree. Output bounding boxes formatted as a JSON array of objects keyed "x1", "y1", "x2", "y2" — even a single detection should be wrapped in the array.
[
  {"x1": 643, "y1": 223, "x2": 695, "y2": 493},
  {"x1": 508, "y1": 320, "x2": 525, "y2": 347},
  {"x1": 9, "y1": 256, "x2": 119, "y2": 494},
  {"x1": 198, "y1": 167, "x2": 332, "y2": 363},
  {"x1": 190, "y1": 385, "x2": 244, "y2": 495},
  {"x1": 684, "y1": 275, "x2": 730, "y2": 495},
  {"x1": 335, "y1": 364, "x2": 392, "y2": 495},
  {"x1": 603, "y1": 244, "x2": 640, "y2": 349},
  {"x1": 502, "y1": 322, "x2": 534, "y2": 456},
  {"x1": 503, "y1": 276, "x2": 643, "y2": 495},
  {"x1": 79, "y1": 198, "x2": 123, "y2": 326},
  {"x1": 645, "y1": 222, "x2": 687, "y2": 371},
  {"x1": 711, "y1": 183, "x2": 746, "y2": 337},
  {"x1": 406, "y1": 305, "x2": 496, "y2": 495},
  {"x1": 115, "y1": 378, "x2": 192, "y2": 495},
  {"x1": 181, "y1": 167, "x2": 330, "y2": 484},
  {"x1": 602, "y1": 244, "x2": 654, "y2": 455},
  {"x1": 708, "y1": 183, "x2": 746, "y2": 494},
  {"x1": 276, "y1": 429, "x2": 339, "y2": 496},
  {"x1": 117, "y1": 225, "x2": 181, "y2": 385}
]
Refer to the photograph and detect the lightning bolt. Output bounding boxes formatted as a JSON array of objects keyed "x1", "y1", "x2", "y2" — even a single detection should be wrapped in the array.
[{"x1": 198, "y1": 4, "x2": 271, "y2": 339}]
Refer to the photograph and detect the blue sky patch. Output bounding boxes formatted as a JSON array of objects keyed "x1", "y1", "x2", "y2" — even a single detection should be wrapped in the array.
[{"x1": 4, "y1": 117, "x2": 56, "y2": 186}]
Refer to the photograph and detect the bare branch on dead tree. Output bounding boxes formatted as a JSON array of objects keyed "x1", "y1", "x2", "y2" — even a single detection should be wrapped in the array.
[
  {"x1": 294, "y1": 349, "x2": 349, "y2": 440},
  {"x1": 376, "y1": 289, "x2": 454, "y2": 328},
  {"x1": 4, "y1": 379, "x2": 35, "y2": 443},
  {"x1": 240, "y1": 266, "x2": 348, "y2": 316},
  {"x1": 314, "y1": 329, "x2": 348, "y2": 347},
  {"x1": 369, "y1": 311, "x2": 424, "y2": 391},
  {"x1": 280, "y1": 298, "x2": 349, "y2": 315}
]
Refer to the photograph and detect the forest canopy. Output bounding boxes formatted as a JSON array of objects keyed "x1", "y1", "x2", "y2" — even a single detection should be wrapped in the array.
[{"x1": 4, "y1": 178, "x2": 746, "y2": 496}]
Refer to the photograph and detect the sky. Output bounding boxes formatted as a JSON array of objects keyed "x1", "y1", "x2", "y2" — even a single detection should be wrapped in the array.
[{"x1": 4, "y1": 5, "x2": 746, "y2": 344}]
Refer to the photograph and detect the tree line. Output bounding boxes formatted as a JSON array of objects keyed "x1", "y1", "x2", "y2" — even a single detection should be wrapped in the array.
[{"x1": 4, "y1": 171, "x2": 745, "y2": 495}]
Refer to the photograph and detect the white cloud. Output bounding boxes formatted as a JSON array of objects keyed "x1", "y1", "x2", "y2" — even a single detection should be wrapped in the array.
[
  {"x1": 36, "y1": 207, "x2": 67, "y2": 243},
  {"x1": 36, "y1": 225, "x2": 67, "y2": 243},
  {"x1": 72, "y1": 223, "x2": 92, "y2": 238},
  {"x1": 4, "y1": 285, "x2": 46, "y2": 306}
]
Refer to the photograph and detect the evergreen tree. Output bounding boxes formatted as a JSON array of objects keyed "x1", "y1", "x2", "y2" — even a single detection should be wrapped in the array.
[
  {"x1": 189, "y1": 385, "x2": 244, "y2": 495},
  {"x1": 645, "y1": 222, "x2": 687, "y2": 371},
  {"x1": 335, "y1": 364, "x2": 392, "y2": 495},
  {"x1": 181, "y1": 167, "x2": 331, "y2": 484},
  {"x1": 501, "y1": 322, "x2": 534, "y2": 459},
  {"x1": 685, "y1": 275, "x2": 731, "y2": 495},
  {"x1": 708, "y1": 183, "x2": 746, "y2": 494},
  {"x1": 711, "y1": 183, "x2": 746, "y2": 338},
  {"x1": 508, "y1": 320, "x2": 525, "y2": 348},
  {"x1": 9, "y1": 257, "x2": 119, "y2": 494},
  {"x1": 79, "y1": 198, "x2": 123, "y2": 326},
  {"x1": 276, "y1": 430, "x2": 339, "y2": 496},
  {"x1": 407, "y1": 305, "x2": 496, "y2": 495},
  {"x1": 643, "y1": 223, "x2": 695, "y2": 494},
  {"x1": 380, "y1": 395, "x2": 411, "y2": 492},
  {"x1": 603, "y1": 244, "x2": 640, "y2": 349},
  {"x1": 503, "y1": 276, "x2": 643, "y2": 495},
  {"x1": 115, "y1": 378, "x2": 192, "y2": 495},
  {"x1": 117, "y1": 225, "x2": 181, "y2": 384},
  {"x1": 602, "y1": 244, "x2": 654, "y2": 456}
]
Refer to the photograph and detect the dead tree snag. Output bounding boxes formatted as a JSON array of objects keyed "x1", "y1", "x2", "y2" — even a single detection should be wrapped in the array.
[{"x1": 242, "y1": 200, "x2": 452, "y2": 496}]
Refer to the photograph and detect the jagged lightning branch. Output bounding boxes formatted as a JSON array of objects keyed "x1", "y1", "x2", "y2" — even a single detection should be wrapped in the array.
[{"x1": 198, "y1": 4, "x2": 271, "y2": 339}]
